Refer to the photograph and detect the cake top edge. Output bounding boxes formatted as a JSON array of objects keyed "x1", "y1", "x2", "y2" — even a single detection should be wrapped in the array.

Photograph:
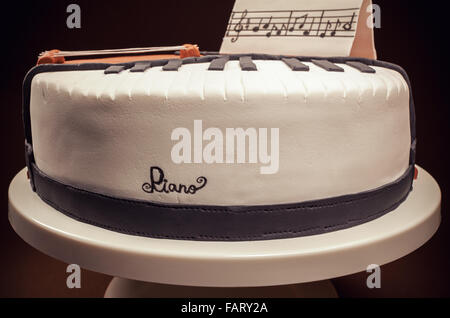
[{"x1": 27, "y1": 53, "x2": 405, "y2": 77}]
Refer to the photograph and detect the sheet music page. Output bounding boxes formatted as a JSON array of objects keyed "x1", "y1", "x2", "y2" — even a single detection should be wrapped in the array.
[{"x1": 220, "y1": 0, "x2": 364, "y2": 56}]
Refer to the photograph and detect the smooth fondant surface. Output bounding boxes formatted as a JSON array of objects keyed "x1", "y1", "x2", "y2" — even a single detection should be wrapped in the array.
[{"x1": 29, "y1": 60, "x2": 411, "y2": 205}]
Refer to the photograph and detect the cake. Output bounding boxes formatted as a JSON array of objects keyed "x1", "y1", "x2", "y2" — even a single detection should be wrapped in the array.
[{"x1": 22, "y1": 1, "x2": 416, "y2": 241}]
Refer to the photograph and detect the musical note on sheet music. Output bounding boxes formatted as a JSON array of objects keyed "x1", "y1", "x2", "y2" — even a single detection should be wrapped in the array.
[{"x1": 226, "y1": 8, "x2": 358, "y2": 43}]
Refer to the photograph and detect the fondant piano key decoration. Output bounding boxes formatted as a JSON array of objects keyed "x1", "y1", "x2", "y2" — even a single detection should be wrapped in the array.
[
  {"x1": 104, "y1": 65, "x2": 126, "y2": 74},
  {"x1": 281, "y1": 58, "x2": 310, "y2": 71},
  {"x1": 311, "y1": 59, "x2": 344, "y2": 72},
  {"x1": 345, "y1": 61, "x2": 376, "y2": 73},
  {"x1": 239, "y1": 56, "x2": 257, "y2": 71},
  {"x1": 208, "y1": 57, "x2": 230, "y2": 71},
  {"x1": 130, "y1": 62, "x2": 152, "y2": 72},
  {"x1": 162, "y1": 59, "x2": 183, "y2": 71}
]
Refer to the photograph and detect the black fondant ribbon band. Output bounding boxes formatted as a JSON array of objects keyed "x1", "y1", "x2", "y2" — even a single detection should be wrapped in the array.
[{"x1": 31, "y1": 163, "x2": 414, "y2": 241}]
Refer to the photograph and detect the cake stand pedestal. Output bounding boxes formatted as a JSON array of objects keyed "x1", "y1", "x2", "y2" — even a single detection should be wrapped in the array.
[{"x1": 8, "y1": 167, "x2": 441, "y2": 298}]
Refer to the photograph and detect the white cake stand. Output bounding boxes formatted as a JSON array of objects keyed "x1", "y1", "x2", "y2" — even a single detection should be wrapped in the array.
[{"x1": 8, "y1": 167, "x2": 441, "y2": 297}]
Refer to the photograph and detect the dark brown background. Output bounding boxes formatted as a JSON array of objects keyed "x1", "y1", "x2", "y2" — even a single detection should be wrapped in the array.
[{"x1": 0, "y1": 0, "x2": 448, "y2": 297}]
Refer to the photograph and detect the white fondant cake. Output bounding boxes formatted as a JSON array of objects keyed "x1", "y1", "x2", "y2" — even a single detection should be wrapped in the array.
[
  {"x1": 29, "y1": 59, "x2": 411, "y2": 206},
  {"x1": 21, "y1": 0, "x2": 416, "y2": 240}
]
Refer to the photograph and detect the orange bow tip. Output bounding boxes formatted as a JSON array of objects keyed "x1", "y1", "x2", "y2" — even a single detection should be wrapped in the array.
[
  {"x1": 180, "y1": 44, "x2": 200, "y2": 58},
  {"x1": 37, "y1": 49, "x2": 65, "y2": 65}
]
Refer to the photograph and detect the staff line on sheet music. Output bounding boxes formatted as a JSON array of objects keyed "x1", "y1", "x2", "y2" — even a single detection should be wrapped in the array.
[
  {"x1": 229, "y1": 22, "x2": 356, "y2": 33},
  {"x1": 232, "y1": 8, "x2": 360, "y2": 13},
  {"x1": 228, "y1": 21, "x2": 357, "y2": 26},
  {"x1": 229, "y1": 15, "x2": 358, "y2": 20},
  {"x1": 226, "y1": 34, "x2": 356, "y2": 38},
  {"x1": 225, "y1": 32, "x2": 357, "y2": 35}
]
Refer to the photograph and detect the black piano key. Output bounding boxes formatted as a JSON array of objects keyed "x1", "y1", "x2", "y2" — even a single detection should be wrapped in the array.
[
  {"x1": 282, "y1": 58, "x2": 310, "y2": 71},
  {"x1": 104, "y1": 65, "x2": 125, "y2": 74},
  {"x1": 130, "y1": 62, "x2": 152, "y2": 72},
  {"x1": 346, "y1": 61, "x2": 376, "y2": 73},
  {"x1": 162, "y1": 59, "x2": 182, "y2": 71},
  {"x1": 208, "y1": 57, "x2": 230, "y2": 71},
  {"x1": 311, "y1": 59, "x2": 344, "y2": 72},
  {"x1": 239, "y1": 56, "x2": 257, "y2": 71}
]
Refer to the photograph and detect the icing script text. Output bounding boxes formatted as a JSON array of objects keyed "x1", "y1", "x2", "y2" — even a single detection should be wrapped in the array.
[{"x1": 142, "y1": 166, "x2": 207, "y2": 195}]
